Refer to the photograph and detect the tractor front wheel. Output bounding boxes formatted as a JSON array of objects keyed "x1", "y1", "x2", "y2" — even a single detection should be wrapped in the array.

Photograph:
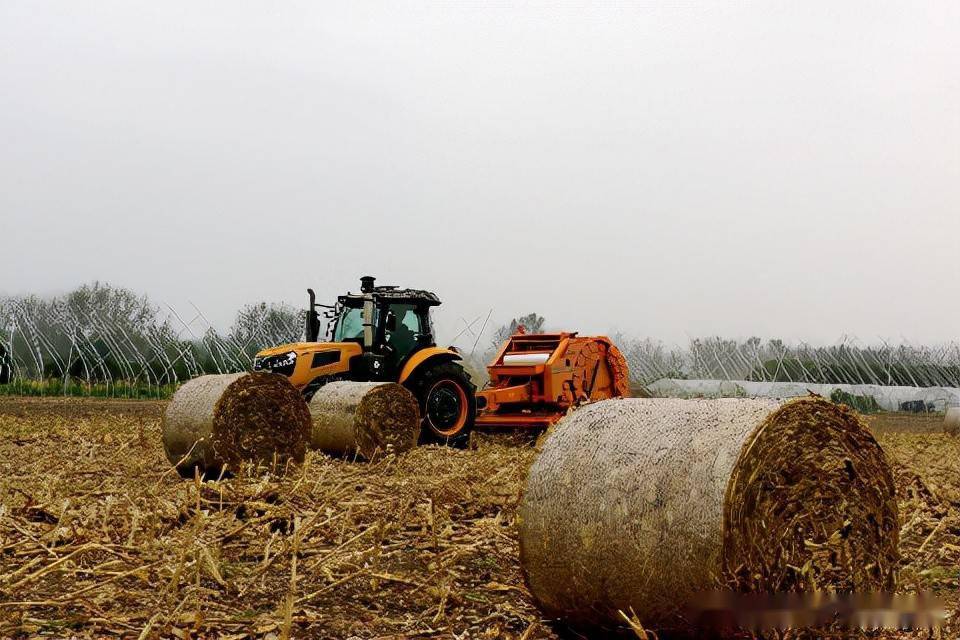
[{"x1": 408, "y1": 361, "x2": 476, "y2": 448}]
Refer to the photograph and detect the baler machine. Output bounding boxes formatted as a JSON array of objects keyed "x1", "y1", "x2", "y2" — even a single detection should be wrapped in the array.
[{"x1": 475, "y1": 330, "x2": 631, "y2": 429}]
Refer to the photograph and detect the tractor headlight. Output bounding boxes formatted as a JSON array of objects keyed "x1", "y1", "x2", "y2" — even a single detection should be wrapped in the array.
[{"x1": 254, "y1": 351, "x2": 298, "y2": 376}]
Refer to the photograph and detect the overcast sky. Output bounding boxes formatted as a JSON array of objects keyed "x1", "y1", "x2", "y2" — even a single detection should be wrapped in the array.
[{"x1": 2, "y1": 2, "x2": 958, "y2": 347}]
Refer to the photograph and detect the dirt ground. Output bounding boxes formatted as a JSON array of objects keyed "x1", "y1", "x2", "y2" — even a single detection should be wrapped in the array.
[{"x1": 0, "y1": 397, "x2": 957, "y2": 639}]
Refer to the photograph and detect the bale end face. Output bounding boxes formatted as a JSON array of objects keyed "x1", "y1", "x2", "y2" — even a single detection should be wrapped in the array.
[
  {"x1": 353, "y1": 383, "x2": 420, "y2": 459},
  {"x1": 212, "y1": 372, "x2": 311, "y2": 469},
  {"x1": 721, "y1": 398, "x2": 899, "y2": 594}
]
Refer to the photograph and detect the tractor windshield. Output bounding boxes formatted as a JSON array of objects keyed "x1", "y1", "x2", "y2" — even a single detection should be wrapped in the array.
[{"x1": 332, "y1": 306, "x2": 367, "y2": 341}]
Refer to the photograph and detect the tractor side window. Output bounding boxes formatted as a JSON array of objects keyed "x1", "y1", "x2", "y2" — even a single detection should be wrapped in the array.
[
  {"x1": 419, "y1": 308, "x2": 435, "y2": 343},
  {"x1": 333, "y1": 307, "x2": 365, "y2": 341},
  {"x1": 385, "y1": 304, "x2": 419, "y2": 358},
  {"x1": 400, "y1": 306, "x2": 420, "y2": 334}
]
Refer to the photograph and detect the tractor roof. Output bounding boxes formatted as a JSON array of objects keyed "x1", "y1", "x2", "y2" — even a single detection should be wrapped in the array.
[{"x1": 338, "y1": 286, "x2": 441, "y2": 307}]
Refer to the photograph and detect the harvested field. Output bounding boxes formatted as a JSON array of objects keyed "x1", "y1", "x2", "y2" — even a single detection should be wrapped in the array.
[
  {"x1": 867, "y1": 412, "x2": 948, "y2": 435},
  {"x1": 0, "y1": 397, "x2": 958, "y2": 639}
]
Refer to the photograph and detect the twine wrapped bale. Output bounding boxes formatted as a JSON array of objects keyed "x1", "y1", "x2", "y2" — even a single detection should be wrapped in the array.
[
  {"x1": 308, "y1": 381, "x2": 420, "y2": 460},
  {"x1": 519, "y1": 397, "x2": 899, "y2": 632},
  {"x1": 162, "y1": 372, "x2": 310, "y2": 474},
  {"x1": 945, "y1": 407, "x2": 960, "y2": 436}
]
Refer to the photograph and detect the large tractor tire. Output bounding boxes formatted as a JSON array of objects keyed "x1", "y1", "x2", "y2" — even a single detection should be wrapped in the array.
[{"x1": 407, "y1": 361, "x2": 476, "y2": 448}]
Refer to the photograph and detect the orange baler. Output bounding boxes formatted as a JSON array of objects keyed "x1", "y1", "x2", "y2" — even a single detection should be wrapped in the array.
[{"x1": 475, "y1": 330, "x2": 630, "y2": 429}]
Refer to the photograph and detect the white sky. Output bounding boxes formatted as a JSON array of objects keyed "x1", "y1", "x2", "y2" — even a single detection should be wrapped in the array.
[{"x1": 1, "y1": 2, "x2": 958, "y2": 347}]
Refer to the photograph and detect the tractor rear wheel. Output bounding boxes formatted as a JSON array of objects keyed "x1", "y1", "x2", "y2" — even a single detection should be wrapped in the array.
[{"x1": 408, "y1": 361, "x2": 476, "y2": 448}]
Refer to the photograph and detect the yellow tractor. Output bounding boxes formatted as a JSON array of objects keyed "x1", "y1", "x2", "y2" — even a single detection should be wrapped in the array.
[{"x1": 253, "y1": 276, "x2": 475, "y2": 446}]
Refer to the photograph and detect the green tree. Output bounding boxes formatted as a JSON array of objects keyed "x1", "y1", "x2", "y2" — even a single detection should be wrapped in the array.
[
  {"x1": 492, "y1": 313, "x2": 546, "y2": 346},
  {"x1": 229, "y1": 302, "x2": 303, "y2": 358}
]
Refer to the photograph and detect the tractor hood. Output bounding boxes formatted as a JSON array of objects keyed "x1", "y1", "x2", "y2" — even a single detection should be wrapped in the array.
[
  {"x1": 253, "y1": 341, "x2": 361, "y2": 383},
  {"x1": 254, "y1": 342, "x2": 344, "y2": 358}
]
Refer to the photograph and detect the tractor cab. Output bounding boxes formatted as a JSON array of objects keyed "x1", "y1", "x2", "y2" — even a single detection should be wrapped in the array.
[{"x1": 317, "y1": 276, "x2": 442, "y2": 376}]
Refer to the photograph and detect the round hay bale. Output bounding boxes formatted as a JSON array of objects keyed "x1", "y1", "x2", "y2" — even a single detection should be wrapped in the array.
[
  {"x1": 308, "y1": 381, "x2": 420, "y2": 460},
  {"x1": 162, "y1": 372, "x2": 310, "y2": 475},
  {"x1": 519, "y1": 397, "x2": 899, "y2": 632},
  {"x1": 945, "y1": 407, "x2": 960, "y2": 436}
]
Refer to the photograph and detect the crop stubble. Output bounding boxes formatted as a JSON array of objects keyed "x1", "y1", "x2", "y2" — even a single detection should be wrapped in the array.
[{"x1": 0, "y1": 397, "x2": 956, "y2": 639}]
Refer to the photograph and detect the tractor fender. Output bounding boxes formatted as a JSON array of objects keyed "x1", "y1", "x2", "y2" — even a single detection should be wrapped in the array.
[{"x1": 397, "y1": 347, "x2": 462, "y2": 384}]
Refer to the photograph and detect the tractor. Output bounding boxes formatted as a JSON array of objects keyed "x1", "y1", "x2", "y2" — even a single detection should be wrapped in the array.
[{"x1": 253, "y1": 276, "x2": 476, "y2": 446}]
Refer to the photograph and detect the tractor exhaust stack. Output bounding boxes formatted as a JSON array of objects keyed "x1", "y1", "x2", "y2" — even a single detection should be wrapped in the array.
[
  {"x1": 360, "y1": 276, "x2": 375, "y2": 348},
  {"x1": 306, "y1": 288, "x2": 320, "y2": 342}
]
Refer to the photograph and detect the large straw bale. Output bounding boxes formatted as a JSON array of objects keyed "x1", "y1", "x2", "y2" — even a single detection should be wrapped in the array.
[
  {"x1": 519, "y1": 397, "x2": 899, "y2": 632},
  {"x1": 945, "y1": 407, "x2": 960, "y2": 435},
  {"x1": 308, "y1": 381, "x2": 420, "y2": 460},
  {"x1": 162, "y1": 372, "x2": 310, "y2": 474}
]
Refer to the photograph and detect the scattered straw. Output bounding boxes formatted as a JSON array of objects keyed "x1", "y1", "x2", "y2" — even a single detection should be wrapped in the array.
[
  {"x1": 0, "y1": 397, "x2": 956, "y2": 639},
  {"x1": 0, "y1": 397, "x2": 543, "y2": 638}
]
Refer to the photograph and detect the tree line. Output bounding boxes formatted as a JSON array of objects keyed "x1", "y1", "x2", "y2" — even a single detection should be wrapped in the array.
[
  {"x1": 0, "y1": 283, "x2": 302, "y2": 396},
  {"x1": 2, "y1": 284, "x2": 958, "y2": 397}
]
